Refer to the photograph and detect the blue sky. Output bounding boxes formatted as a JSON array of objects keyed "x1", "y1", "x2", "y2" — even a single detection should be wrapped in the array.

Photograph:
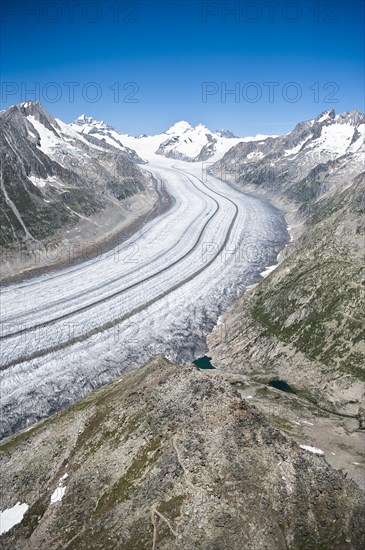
[{"x1": 1, "y1": 0, "x2": 364, "y2": 136}]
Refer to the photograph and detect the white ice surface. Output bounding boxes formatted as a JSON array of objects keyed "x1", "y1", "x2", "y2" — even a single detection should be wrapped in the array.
[
  {"x1": 0, "y1": 502, "x2": 28, "y2": 535},
  {"x1": 299, "y1": 445, "x2": 324, "y2": 456},
  {"x1": 50, "y1": 472, "x2": 68, "y2": 503}
]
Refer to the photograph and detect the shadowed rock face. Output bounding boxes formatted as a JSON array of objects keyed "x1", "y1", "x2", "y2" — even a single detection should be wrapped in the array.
[
  {"x1": 215, "y1": 129, "x2": 238, "y2": 139},
  {"x1": 1, "y1": 356, "x2": 364, "y2": 549},
  {"x1": 0, "y1": 101, "x2": 148, "y2": 249}
]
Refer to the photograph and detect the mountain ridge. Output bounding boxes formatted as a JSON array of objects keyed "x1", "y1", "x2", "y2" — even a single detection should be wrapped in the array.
[
  {"x1": 71, "y1": 113, "x2": 275, "y2": 163},
  {"x1": 0, "y1": 101, "x2": 158, "y2": 279},
  {"x1": 1, "y1": 356, "x2": 364, "y2": 549},
  {"x1": 207, "y1": 107, "x2": 364, "y2": 419}
]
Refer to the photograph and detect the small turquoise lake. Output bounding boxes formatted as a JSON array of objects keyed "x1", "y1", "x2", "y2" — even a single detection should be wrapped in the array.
[{"x1": 193, "y1": 356, "x2": 215, "y2": 369}]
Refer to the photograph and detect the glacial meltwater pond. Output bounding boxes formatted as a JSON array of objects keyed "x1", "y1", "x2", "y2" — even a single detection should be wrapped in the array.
[
  {"x1": 268, "y1": 379, "x2": 294, "y2": 393},
  {"x1": 193, "y1": 356, "x2": 215, "y2": 369}
]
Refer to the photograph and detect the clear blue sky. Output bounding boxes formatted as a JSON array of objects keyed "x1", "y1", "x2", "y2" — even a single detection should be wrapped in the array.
[{"x1": 1, "y1": 0, "x2": 364, "y2": 136}]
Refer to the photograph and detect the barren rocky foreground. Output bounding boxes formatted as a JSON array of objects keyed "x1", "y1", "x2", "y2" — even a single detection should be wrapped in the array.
[{"x1": 0, "y1": 357, "x2": 364, "y2": 549}]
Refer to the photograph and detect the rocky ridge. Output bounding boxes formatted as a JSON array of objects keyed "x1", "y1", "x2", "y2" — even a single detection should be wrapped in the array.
[
  {"x1": 0, "y1": 101, "x2": 156, "y2": 278},
  {"x1": 0, "y1": 356, "x2": 364, "y2": 549}
]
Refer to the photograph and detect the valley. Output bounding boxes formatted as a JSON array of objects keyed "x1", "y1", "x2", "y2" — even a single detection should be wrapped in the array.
[
  {"x1": 0, "y1": 102, "x2": 364, "y2": 548},
  {"x1": 0, "y1": 111, "x2": 287, "y2": 437}
]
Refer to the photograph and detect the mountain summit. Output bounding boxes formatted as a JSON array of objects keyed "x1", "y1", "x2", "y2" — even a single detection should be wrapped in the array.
[
  {"x1": 72, "y1": 116, "x2": 275, "y2": 163},
  {"x1": 164, "y1": 120, "x2": 194, "y2": 135},
  {"x1": 72, "y1": 114, "x2": 114, "y2": 133},
  {"x1": 215, "y1": 128, "x2": 238, "y2": 138}
]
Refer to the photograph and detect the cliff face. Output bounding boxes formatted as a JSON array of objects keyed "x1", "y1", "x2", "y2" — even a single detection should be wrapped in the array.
[{"x1": 1, "y1": 357, "x2": 364, "y2": 549}]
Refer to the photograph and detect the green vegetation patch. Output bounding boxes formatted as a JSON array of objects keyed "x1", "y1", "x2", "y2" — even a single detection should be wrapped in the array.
[
  {"x1": 158, "y1": 494, "x2": 186, "y2": 520},
  {"x1": 95, "y1": 436, "x2": 161, "y2": 512},
  {"x1": 21, "y1": 497, "x2": 49, "y2": 538}
]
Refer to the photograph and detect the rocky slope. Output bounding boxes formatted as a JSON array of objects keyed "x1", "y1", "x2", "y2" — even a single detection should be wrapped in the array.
[
  {"x1": 0, "y1": 356, "x2": 364, "y2": 549},
  {"x1": 211, "y1": 109, "x2": 364, "y2": 203},
  {"x1": 208, "y1": 109, "x2": 365, "y2": 416},
  {"x1": 0, "y1": 101, "x2": 155, "y2": 277}
]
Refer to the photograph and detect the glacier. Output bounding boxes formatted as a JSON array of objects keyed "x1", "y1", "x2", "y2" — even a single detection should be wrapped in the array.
[{"x1": 0, "y1": 149, "x2": 288, "y2": 437}]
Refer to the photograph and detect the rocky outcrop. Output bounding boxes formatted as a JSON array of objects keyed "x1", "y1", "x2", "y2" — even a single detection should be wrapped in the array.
[
  {"x1": 0, "y1": 356, "x2": 364, "y2": 549},
  {"x1": 215, "y1": 129, "x2": 238, "y2": 138}
]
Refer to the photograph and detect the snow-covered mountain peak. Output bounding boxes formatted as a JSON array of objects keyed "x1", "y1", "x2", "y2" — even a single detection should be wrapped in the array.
[
  {"x1": 13, "y1": 100, "x2": 60, "y2": 129},
  {"x1": 18, "y1": 100, "x2": 42, "y2": 110},
  {"x1": 74, "y1": 114, "x2": 94, "y2": 124},
  {"x1": 70, "y1": 113, "x2": 147, "y2": 162},
  {"x1": 315, "y1": 109, "x2": 336, "y2": 124},
  {"x1": 68, "y1": 114, "x2": 277, "y2": 162},
  {"x1": 0, "y1": 100, "x2": 63, "y2": 143},
  {"x1": 194, "y1": 123, "x2": 211, "y2": 133},
  {"x1": 156, "y1": 122, "x2": 248, "y2": 162},
  {"x1": 335, "y1": 109, "x2": 364, "y2": 126},
  {"x1": 213, "y1": 107, "x2": 364, "y2": 202},
  {"x1": 72, "y1": 114, "x2": 113, "y2": 133},
  {"x1": 164, "y1": 121, "x2": 194, "y2": 135},
  {"x1": 313, "y1": 108, "x2": 364, "y2": 128},
  {"x1": 216, "y1": 128, "x2": 238, "y2": 138}
]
